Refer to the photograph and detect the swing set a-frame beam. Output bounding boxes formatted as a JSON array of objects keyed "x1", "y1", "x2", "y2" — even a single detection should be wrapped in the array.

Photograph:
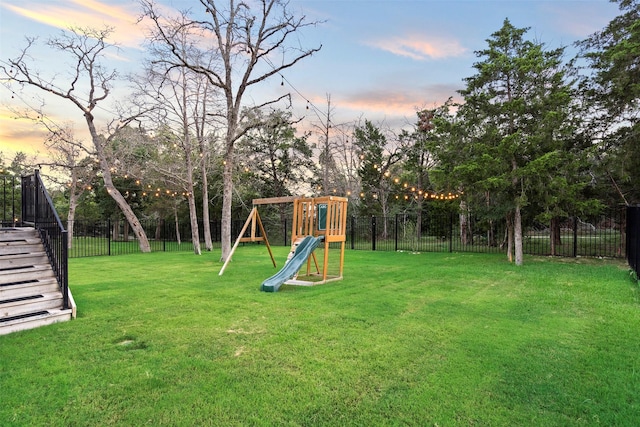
[
  {"x1": 218, "y1": 205, "x2": 276, "y2": 276},
  {"x1": 219, "y1": 197, "x2": 296, "y2": 276}
]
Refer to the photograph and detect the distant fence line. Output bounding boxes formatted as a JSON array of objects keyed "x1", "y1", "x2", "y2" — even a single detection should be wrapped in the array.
[
  {"x1": 65, "y1": 208, "x2": 628, "y2": 260},
  {"x1": 628, "y1": 205, "x2": 640, "y2": 279},
  {"x1": 0, "y1": 168, "x2": 629, "y2": 261},
  {"x1": 3, "y1": 174, "x2": 636, "y2": 273}
]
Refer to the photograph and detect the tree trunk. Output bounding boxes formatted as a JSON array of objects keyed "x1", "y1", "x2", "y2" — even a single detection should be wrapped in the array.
[
  {"x1": 104, "y1": 174, "x2": 149, "y2": 250},
  {"x1": 155, "y1": 218, "x2": 163, "y2": 241},
  {"x1": 66, "y1": 171, "x2": 79, "y2": 250},
  {"x1": 220, "y1": 157, "x2": 234, "y2": 262},
  {"x1": 459, "y1": 200, "x2": 471, "y2": 245},
  {"x1": 188, "y1": 193, "x2": 202, "y2": 255},
  {"x1": 174, "y1": 206, "x2": 181, "y2": 245},
  {"x1": 67, "y1": 200, "x2": 76, "y2": 249},
  {"x1": 415, "y1": 159, "x2": 425, "y2": 240},
  {"x1": 514, "y1": 204, "x2": 523, "y2": 266},
  {"x1": 89, "y1": 122, "x2": 151, "y2": 252},
  {"x1": 416, "y1": 204, "x2": 422, "y2": 240},
  {"x1": 201, "y1": 163, "x2": 213, "y2": 251},
  {"x1": 183, "y1": 140, "x2": 201, "y2": 255},
  {"x1": 507, "y1": 212, "x2": 514, "y2": 263},
  {"x1": 488, "y1": 220, "x2": 496, "y2": 247}
]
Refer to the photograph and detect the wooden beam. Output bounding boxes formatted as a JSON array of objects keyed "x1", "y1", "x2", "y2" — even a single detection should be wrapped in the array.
[{"x1": 252, "y1": 196, "x2": 297, "y2": 205}]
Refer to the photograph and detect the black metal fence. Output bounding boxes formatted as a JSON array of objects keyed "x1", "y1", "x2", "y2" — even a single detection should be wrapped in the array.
[
  {"x1": 346, "y1": 211, "x2": 627, "y2": 258},
  {"x1": 0, "y1": 173, "x2": 632, "y2": 262},
  {"x1": 1, "y1": 175, "x2": 20, "y2": 227},
  {"x1": 65, "y1": 208, "x2": 627, "y2": 260},
  {"x1": 628, "y1": 205, "x2": 640, "y2": 280}
]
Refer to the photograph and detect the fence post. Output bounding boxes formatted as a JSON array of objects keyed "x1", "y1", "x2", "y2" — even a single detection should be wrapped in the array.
[
  {"x1": 284, "y1": 218, "x2": 288, "y2": 246},
  {"x1": 573, "y1": 217, "x2": 578, "y2": 257},
  {"x1": 11, "y1": 176, "x2": 16, "y2": 225},
  {"x1": 635, "y1": 205, "x2": 639, "y2": 279},
  {"x1": 371, "y1": 216, "x2": 377, "y2": 251},
  {"x1": 62, "y1": 230, "x2": 69, "y2": 309},
  {"x1": 107, "y1": 219, "x2": 111, "y2": 256},
  {"x1": 33, "y1": 170, "x2": 40, "y2": 227},
  {"x1": 449, "y1": 212, "x2": 454, "y2": 253},
  {"x1": 395, "y1": 214, "x2": 399, "y2": 252},
  {"x1": 628, "y1": 205, "x2": 640, "y2": 280},
  {"x1": 351, "y1": 216, "x2": 355, "y2": 250}
]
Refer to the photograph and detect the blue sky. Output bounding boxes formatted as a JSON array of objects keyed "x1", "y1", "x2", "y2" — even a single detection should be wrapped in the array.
[{"x1": 0, "y1": 0, "x2": 621, "y2": 159}]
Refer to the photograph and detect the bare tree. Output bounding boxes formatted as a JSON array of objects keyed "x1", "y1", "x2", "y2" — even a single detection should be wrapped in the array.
[
  {"x1": 1, "y1": 104, "x2": 97, "y2": 248},
  {"x1": 193, "y1": 82, "x2": 218, "y2": 252},
  {"x1": 42, "y1": 124, "x2": 96, "y2": 249},
  {"x1": 332, "y1": 123, "x2": 361, "y2": 202},
  {"x1": 138, "y1": 9, "x2": 227, "y2": 254},
  {"x1": 313, "y1": 94, "x2": 336, "y2": 193},
  {"x1": 1, "y1": 27, "x2": 152, "y2": 252},
  {"x1": 354, "y1": 119, "x2": 406, "y2": 236},
  {"x1": 141, "y1": 0, "x2": 322, "y2": 262}
]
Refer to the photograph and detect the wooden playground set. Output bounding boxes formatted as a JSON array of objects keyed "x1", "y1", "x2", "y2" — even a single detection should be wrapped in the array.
[{"x1": 219, "y1": 196, "x2": 348, "y2": 292}]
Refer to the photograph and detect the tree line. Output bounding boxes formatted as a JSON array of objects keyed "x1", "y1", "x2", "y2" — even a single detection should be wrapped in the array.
[{"x1": 1, "y1": 0, "x2": 638, "y2": 266}]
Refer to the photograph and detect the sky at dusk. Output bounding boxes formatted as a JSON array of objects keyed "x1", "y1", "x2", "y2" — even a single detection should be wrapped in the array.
[{"x1": 0, "y1": 0, "x2": 621, "y2": 161}]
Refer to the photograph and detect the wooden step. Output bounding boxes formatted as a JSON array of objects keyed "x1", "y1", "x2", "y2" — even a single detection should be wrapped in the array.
[
  {"x1": 0, "y1": 308, "x2": 73, "y2": 336},
  {"x1": 0, "y1": 227, "x2": 39, "y2": 240},
  {"x1": 0, "y1": 292, "x2": 64, "y2": 318},
  {"x1": 0, "y1": 243, "x2": 46, "y2": 256},
  {"x1": 0, "y1": 235, "x2": 41, "y2": 244},
  {"x1": 0, "y1": 278, "x2": 59, "y2": 299},
  {"x1": 0, "y1": 252, "x2": 49, "y2": 268},
  {"x1": 0, "y1": 264, "x2": 56, "y2": 285},
  {"x1": 0, "y1": 227, "x2": 76, "y2": 335},
  {"x1": 0, "y1": 232, "x2": 40, "y2": 241}
]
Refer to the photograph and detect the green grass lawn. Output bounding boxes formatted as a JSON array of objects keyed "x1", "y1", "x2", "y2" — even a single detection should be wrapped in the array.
[{"x1": 1, "y1": 248, "x2": 639, "y2": 426}]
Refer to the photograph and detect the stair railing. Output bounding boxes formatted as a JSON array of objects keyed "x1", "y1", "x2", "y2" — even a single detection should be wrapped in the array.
[
  {"x1": 1, "y1": 174, "x2": 20, "y2": 226},
  {"x1": 21, "y1": 170, "x2": 69, "y2": 309}
]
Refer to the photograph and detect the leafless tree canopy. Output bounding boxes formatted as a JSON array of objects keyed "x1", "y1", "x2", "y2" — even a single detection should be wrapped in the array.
[{"x1": 140, "y1": 0, "x2": 322, "y2": 261}]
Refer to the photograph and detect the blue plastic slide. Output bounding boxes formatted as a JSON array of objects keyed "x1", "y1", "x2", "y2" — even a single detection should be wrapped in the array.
[{"x1": 260, "y1": 235, "x2": 324, "y2": 292}]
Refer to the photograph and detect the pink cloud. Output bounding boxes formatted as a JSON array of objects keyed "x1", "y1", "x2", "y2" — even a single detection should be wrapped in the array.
[
  {"x1": 2, "y1": 1, "x2": 145, "y2": 49},
  {"x1": 367, "y1": 33, "x2": 467, "y2": 60},
  {"x1": 337, "y1": 84, "x2": 462, "y2": 118}
]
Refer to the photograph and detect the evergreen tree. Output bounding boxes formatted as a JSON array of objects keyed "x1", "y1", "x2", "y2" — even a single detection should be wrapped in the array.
[
  {"x1": 451, "y1": 19, "x2": 582, "y2": 265},
  {"x1": 578, "y1": 0, "x2": 640, "y2": 204}
]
